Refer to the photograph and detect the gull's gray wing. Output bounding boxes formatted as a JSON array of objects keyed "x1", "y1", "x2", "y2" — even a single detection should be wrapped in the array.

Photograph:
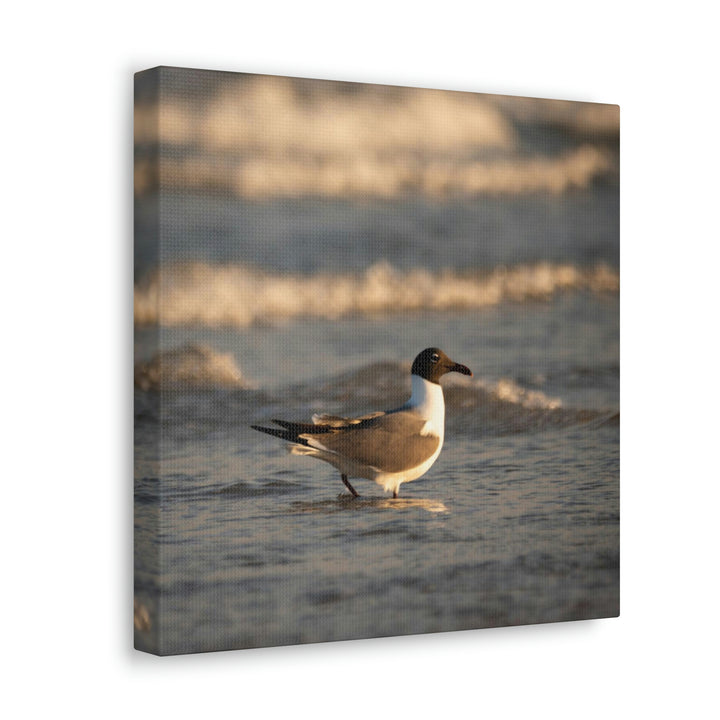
[{"x1": 303, "y1": 410, "x2": 439, "y2": 473}]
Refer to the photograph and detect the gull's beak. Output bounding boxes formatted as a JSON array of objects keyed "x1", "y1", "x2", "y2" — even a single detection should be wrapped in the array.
[{"x1": 449, "y1": 361, "x2": 472, "y2": 377}]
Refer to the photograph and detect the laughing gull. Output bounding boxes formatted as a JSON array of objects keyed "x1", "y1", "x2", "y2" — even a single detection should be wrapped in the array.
[{"x1": 252, "y1": 348, "x2": 472, "y2": 498}]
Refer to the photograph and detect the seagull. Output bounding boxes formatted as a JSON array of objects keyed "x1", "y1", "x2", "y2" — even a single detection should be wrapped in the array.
[{"x1": 252, "y1": 348, "x2": 472, "y2": 498}]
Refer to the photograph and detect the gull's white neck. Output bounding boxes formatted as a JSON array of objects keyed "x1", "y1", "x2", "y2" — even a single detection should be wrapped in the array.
[{"x1": 408, "y1": 374, "x2": 445, "y2": 437}]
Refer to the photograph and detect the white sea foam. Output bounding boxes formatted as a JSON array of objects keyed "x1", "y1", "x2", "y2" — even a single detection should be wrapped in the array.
[
  {"x1": 134, "y1": 74, "x2": 617, "y2": 199},
  {"x1": 135, "y1": 75, "x2": 516, "y2": 156},
  {"x1": 444, "y1": 373, "x2": 563, "y2": 410},
  {"x1": 134, "y1": 261, "x2": 619, "y2": 328},
  {"x1": 135, "y1": 145, "x2": 611, "y2": 199}
]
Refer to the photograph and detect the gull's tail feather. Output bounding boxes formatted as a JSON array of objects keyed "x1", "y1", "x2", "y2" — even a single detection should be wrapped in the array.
[
  {"x1": 251, "y1": 419, "x2": 333, "y2": 446},
  {"x1": 250, "y1": 424, "x2": 300, "y2": 442}
]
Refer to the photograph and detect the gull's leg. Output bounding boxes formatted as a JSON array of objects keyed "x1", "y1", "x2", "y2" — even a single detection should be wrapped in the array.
[
  {"x1": 341, "y1": 474, "x2": 359, "y2": 497},
  {"x1": 392, "y1": 490, "x2": 398, "y2": 499}
]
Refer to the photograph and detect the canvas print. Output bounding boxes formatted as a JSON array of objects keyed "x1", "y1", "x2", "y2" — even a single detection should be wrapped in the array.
[{"x1": 134, "y1": 66, "x2": 619, "y2": 655}]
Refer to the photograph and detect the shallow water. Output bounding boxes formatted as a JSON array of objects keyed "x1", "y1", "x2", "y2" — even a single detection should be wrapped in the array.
[
  {"x1": 134, "y1": 297, "x2": 618, "y2": 654},
  {"x1": 135, "y1": 415, "x2": 618, "y2": 653}
]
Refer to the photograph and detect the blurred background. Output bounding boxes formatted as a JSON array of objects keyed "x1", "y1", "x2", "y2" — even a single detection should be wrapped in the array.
[
  {"x1": 134, "y1": 70, "x2": 618, "y2": 201},
  {"x1": 134, "y1": 68, "x2": 618, "y2": 379}
]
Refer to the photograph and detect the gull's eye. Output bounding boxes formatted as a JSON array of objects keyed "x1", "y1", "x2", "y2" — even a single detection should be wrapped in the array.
[{"x1": 430, "y1": 353, "x2": 440, "y2": 363}]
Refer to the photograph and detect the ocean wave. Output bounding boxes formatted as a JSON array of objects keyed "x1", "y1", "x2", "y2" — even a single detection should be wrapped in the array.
[
  {"x1": 134, "y1": 261, "x2": 619, "y2": 328},
  {"x1": 134, "y1": 73, "x2": 617, "y2": 199},
  {"x1": 134, "y1": 349, "x2": 615, "y2": 435},
  {"x1": 135, "y1": 74, "x2": 516, "y2": 156},
  {"x1": 494, "y1": 96, "x2": 619, "y2": 140},
  {"x1": 134, "y1": 344, "x2": 251, "y2": 391},
  {"x1": 291, "y1": 360, "x2": 563, "y2": 411},
  {"x1": 135, "y1": 145, "x2": 612, "y2": 200},
  {"x1": 291, "y1": 360, "x2": 612, "y2": 433}
]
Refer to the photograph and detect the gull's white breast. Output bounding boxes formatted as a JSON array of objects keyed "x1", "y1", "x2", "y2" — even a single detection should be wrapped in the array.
[
  {"x1": 408, "y1": 374, "x2": 446, "y2": 441},
  {"x1": 372, "y1": 375, "x2": 446, "y2": 493}
]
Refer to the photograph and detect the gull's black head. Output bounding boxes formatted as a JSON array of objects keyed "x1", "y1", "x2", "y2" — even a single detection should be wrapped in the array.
[{"x1": 411, "y1": 348, "x2": 473, "y2": 385}]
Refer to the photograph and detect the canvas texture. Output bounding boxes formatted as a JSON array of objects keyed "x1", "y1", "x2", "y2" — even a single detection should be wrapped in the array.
[{"x1": 134, "y1": 66, "x2": 619, "y2": 655}]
